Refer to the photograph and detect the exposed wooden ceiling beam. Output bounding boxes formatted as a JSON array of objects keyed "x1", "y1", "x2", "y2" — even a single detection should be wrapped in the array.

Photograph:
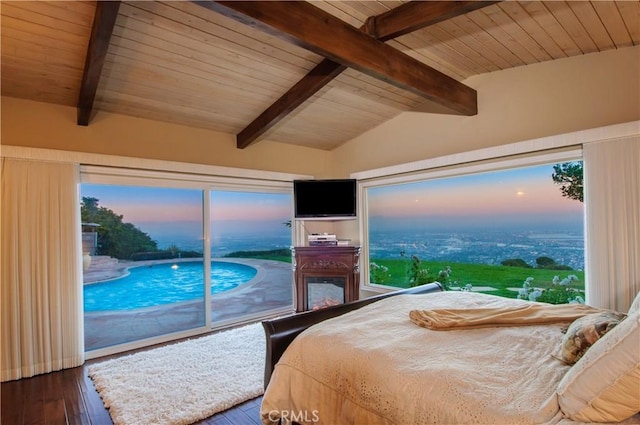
[
  {"x1": 233, "y1": 1, "x2": 499, "y2": 149},
  {"x1": 77, "y1": 1, "x2": 121, "y2": 126},
  {"x1": 366, "y1": 1, "x2": 501, "y2": 41},
  {"x1": 195, "y1": 1, "x2": 479, "y2": 148},
  {"x1": 237, "y1": 60, "x2": 348, "y2": 149}
]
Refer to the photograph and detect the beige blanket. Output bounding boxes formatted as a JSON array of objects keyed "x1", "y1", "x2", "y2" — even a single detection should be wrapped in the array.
[
  {"x1": 261, "y1": 292, "x2": 580, "y2": 425},
  {"x1": 409, "y1": 303, "x2": 604, "y2": 330}
]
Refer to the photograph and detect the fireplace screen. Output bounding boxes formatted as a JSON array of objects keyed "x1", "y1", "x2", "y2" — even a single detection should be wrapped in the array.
[{"x1": 306, "y1": 276, "x2": 345, "y2": 310}]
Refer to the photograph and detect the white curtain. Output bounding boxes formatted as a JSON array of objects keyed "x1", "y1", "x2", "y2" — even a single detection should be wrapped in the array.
[
  {"x1": 1, "y1": 158, "x2": 84, "y2": 381},
  {"x1": 583, "y1": 136, "x2": 640, "y2": 312}
]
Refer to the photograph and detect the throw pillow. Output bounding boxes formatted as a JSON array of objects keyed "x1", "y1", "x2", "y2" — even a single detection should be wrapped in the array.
[
  {"x1": 560, "y1": 311, "x2": 626, "y2": 365},
  {"x1": 557, "y1": 309, "x2": 640, "y2": 422}
]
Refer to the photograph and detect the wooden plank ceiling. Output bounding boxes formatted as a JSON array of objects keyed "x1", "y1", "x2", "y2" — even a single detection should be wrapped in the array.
[{"x1": 1, "y1": 1, "x2": 638, "y2": 150}]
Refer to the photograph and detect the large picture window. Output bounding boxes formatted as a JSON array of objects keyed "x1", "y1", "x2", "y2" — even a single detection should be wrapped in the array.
[{"x1": 363, "y1": 155, "x2": 585, "y2": 304}]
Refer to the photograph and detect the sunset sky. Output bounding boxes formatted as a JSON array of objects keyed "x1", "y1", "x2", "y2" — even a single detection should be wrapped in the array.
[
  {"x1": 367, "y1": 163, "x2": 584, "y2": 228},
  {"x1": 82, "y1": 162, "x2": 583, "y2": 240},
  {"x1": 81, "y1": 185, "x2": 292, "y2": 243},
  {"x1": 82, "y1": 186, "x2": 291, "y2": 222}
]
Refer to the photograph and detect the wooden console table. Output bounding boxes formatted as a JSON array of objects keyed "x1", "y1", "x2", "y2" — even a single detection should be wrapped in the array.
[{"x1": 293, "y1": 246, "x2": 360, "y2": 312}]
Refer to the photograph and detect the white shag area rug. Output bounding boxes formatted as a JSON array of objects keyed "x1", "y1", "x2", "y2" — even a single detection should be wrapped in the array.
[{"x1": 88, "y1": 323, "x2": 265, "y2": 425}]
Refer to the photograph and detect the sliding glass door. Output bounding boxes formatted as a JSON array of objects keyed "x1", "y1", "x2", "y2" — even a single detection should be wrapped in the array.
[
  {"x1": 81, "y1": 185, "x2": 206, "y2": 351},
  {"x1": 80, "y1": 173, "x2": 294, "y2": 355},
  {"x1": 209, "y1": 190, "x2": 293, "y2": 324}
]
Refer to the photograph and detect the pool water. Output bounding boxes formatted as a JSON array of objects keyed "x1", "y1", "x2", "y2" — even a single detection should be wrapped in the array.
[{"x1": 84, "y1": 261, "x2": 257, "y2": 311}]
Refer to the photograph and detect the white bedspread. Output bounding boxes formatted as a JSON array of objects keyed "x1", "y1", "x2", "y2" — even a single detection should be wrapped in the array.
[{"x1": 261, "y1": 292, "x2": 578, "y2": 425}]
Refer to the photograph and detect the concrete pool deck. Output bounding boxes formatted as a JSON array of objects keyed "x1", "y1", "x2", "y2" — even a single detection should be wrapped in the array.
[{"x1": 83, "y1": 256, "x2": 294, "y2": 352}]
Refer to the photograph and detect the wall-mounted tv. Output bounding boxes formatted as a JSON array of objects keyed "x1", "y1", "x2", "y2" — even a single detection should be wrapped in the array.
[{"x1": 293, "y1": 179, "x2": 357, "y2": 220}]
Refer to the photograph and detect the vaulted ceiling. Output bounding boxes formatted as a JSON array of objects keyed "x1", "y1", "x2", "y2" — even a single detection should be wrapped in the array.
[{"x1": 1, "y1": 1, "x2": 638, "y2": 150}]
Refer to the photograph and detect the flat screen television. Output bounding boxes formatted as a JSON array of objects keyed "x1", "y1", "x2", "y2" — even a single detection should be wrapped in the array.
[{"x1": 293, "y1": 179, "x2": 357, "y2": 220}]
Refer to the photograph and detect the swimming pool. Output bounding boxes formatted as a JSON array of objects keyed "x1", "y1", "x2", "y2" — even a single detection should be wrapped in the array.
[{"x1": 84, "y1": 261, "x2": 257, "y2": 312}]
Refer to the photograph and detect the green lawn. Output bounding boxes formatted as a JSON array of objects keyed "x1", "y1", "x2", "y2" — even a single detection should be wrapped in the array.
[
  {"x1": 223, "y1": 248, "x2": 292, "y2": 263},
  {"x1": 369, "y1": 257, "x2": 584, "y2": 299},
  {"x1": 220, "y1": 249, "x2": 584, "y2": 302}
]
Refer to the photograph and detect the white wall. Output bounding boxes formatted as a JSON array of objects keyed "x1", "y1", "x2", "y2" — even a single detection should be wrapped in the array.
[{"x1": 0, "y1": 97, "x2": 333, "y2": 178}]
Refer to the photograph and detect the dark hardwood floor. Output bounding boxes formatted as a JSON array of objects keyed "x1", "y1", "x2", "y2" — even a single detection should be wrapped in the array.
[{"x1": 1, "y1": 361, "x2": 263, "y2": 425}]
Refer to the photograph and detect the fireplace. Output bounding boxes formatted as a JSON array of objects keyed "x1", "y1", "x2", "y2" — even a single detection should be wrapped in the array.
[
  {"x1": 306, "y1": 276, "x2": 345, "y2": 310},
  {"x1": 293, "y1": 246, "x2": 360, "y2": 312}
]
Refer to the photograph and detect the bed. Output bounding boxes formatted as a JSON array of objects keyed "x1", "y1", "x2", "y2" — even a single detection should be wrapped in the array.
[{"x1": 260, "y1": 286, "x2": 640, "y2": 425}]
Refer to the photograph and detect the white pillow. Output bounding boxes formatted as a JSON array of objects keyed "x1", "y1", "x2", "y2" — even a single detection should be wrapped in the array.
[
  {"x1": 629, "y1": 291, "x2": 640, "y2": 315},
  {"x1": 557, "y1": 308, "x2": 640, "y2": 422}
]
